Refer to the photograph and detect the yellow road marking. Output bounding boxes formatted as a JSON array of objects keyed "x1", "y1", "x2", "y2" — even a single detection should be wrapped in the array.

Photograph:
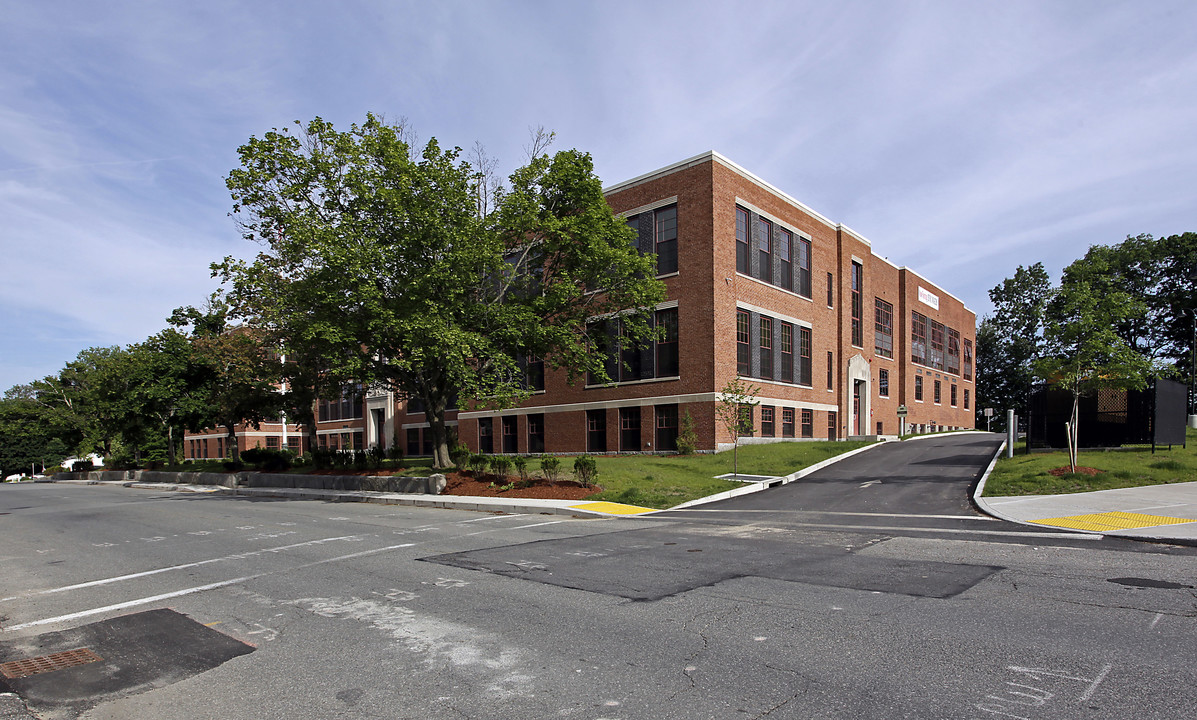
[
  {"x1": 571, "y1": 501, "x2": 657, "y2": 516},
  {"x1": 1030, "y1": 511, "x2": 1196, "y2": 532}
]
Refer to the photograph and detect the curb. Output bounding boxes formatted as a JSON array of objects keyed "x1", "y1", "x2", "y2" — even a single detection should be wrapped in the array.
[{"x1": 972, "y1": 442, "x2": 1197, "y2": 547}]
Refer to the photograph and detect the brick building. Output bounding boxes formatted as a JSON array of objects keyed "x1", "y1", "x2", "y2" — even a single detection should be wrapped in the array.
[{"x1": 185, "y1": 151, "x2": 974, "y2": 460}]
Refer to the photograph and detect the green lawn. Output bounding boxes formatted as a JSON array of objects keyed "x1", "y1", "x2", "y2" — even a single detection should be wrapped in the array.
[
  {"x1": 983, "y1": 429, "x2": 1197, "y2": 496},
  {"x1": 159, "y1": 440, "x2": 876, "y2": 509}
]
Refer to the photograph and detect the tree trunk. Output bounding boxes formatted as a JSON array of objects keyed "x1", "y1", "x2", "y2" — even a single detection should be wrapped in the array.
[
  {"x1": 427, "y1": 397, "x2": 452, "y2": 469},
  {"x1": 226, "y1": 424, "x2": 240, "y2": 462}
]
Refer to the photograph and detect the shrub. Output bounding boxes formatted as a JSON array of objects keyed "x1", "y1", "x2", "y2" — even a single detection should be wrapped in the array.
[
  {"x1": 489, "y1": 455, "x2": 512, "y2": 478},
  {"x1": 540, "y1": 455, "x2": 561, "y2": 482},
  {"x1": 676, "y1": 411, "x2": 698, "y2": 455},
  {"x1": 240, "y1": 447, "x2": 293, "y2": 472},
  {"x1": 450, "y1": 445, "x2": 471, "y2": 469},
  {"x1": 512, "y1": 455, "x2": 529, "y2": 482},
  {"x1": 70, "y1": 459, "x2": 94, "y2": 473},
  {"x1": 573, "y1": 454, "x2": 598, "y2": 488},
  {"x1": 469, "y1": 453, "x2": 490, "y2": 476},
  {"x1": 388, "y1": 432, "x2": 405, "y2": 461}
]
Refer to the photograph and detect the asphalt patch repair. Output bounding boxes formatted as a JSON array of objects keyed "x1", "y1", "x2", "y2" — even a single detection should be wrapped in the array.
[
  {"x1": 422, "y1": 525, "x2": 1005, "y2": 601},
  {"x1": 0, "y1": 608, "x2": 253, "y2": 716}
]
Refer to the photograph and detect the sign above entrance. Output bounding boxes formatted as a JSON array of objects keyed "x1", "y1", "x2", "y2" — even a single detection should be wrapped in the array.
[{"x1": 918, "y1": 287, "x2": 940, "y2": 310}]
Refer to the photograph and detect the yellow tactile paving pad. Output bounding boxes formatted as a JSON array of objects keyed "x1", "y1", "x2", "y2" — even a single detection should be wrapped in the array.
[
  {"x1": 1030, "y1": 511, "x2": 1197, "y2": 532},
  {"x1": 570, "y1": 501, "x2": 658, "y2": 516}
]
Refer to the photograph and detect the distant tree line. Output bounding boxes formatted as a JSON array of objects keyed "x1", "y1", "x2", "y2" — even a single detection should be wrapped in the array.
[{"x1": 976, "y1": 232, "x2": 1197, "y2": 434}]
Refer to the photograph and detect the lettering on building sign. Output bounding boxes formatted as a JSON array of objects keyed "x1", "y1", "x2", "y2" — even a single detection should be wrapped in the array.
[{"x1": 918, "y1": 287, "x2": 940, "y2": 310}]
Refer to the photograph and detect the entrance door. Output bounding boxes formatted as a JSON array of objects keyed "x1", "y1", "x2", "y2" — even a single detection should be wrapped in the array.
[
  {"x1": 853, "y1": 380, "x2": 863, "y2": 435},
  {"x1": 371, "y1": 408, "x2": 385, "y2": 449}
]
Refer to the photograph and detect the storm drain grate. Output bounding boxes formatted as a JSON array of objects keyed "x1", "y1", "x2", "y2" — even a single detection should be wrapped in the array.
[{"x1": 0, "y1": 648, "x2": 103, "y2": 678}]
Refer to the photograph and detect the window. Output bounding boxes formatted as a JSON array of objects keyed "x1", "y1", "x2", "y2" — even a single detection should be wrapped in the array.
[
  {"x1": 951, "y1": 384, "x2": 958, "y2": 407},
  {"x1": 620, "y1": 407, "x2": 641, "y2": 451},
  {"x1": 761, "y1": 407, "x2": 775, "y2": 437},
  {"x1": 736, "y1": 207, "x2": 750, "y2": 274},
  {"x1": 827, "y1": 351, "x2": 834, "y2": 390},
  {"x1": 478, "y1": 418, "x2": 493, "y2": 453},
  {"x1": 874, "y1": 298, "x2": 893, "y2": 358},
  {"x1": 827, "y1": 411, "x2": 838, "y2": 441},
  {"x1": 934, "y1": 380, "x2": 942, "y2": 404},
  {"x1": 626, "y1": 204, "x2": 677, "y2": 275},
  {"x1": 737, "y1": 310, "x2": 751, "y2": 376},
  {"x1": 319, "y1": 385, "x2": 364, "y2": 422},
  {"x1": 929, "y1": 321, "x2": 946, "y2": 371},
  {"x1": 964, "y1": 338, "x2": 974, "y2": 381},
  {"x1": 947, "y1": 328, "x2": 961, "y2": 376},
  {"x1": 287, "y1": 436, "x2": 300, "y2": 454},
  {"x1": 528, "y1": 414, "x2": 545, "y2": 453},
  {"x1": 796, "y1": 236, "x2": 811, "y2": 298},
  {"x1": 801, "y1": 409, "x2": 813, "y2": 438},
  {"x1": 620, "y1": 319, "x2": 643, "y2": 381},
  {"x1": 266, "y1": 436, "x2": 279, "y2": 450},
  {"x1": 501, "y1": 417, "x2": 518, "y2": 453},
  {"x1": 655, "y1": 405, "x2": 678, "y2": 452},
  {"x1": 879, "y1": 369, "x2": 889, "y2": 397},
  {"x1": 759, "y1": 316, "x2": 773, "y2": 380},
  {"x1": 586, "y1": 409, "x2": 607, "y2": 452},
  {"x1": 407, "y1": 428, "x2": 421, "y2": 456},
  {"x1": 738, "y1": 404, "x2": 754, "y2": 437},
  {"x1": 877, "y1": 421, "x2": 884, "y2": 435},
  {"x1": 419, "y1": 430, "x2": 430, "y2": 456},
  {"x1": 780, "y1": 323, "x2": 794, "y2": 383},
  {"x1": 915, "y1": 376, "x2": 924, "y2": 401},
  {"x1": 850, "y1": 261, "x2": 863, "y2": 347},
  {"x1": 782, "y1": 408, "x2": 795, "y2": 437},
  {"x1": 777, "y1": 228, "x2": 792, "y2": 291},
  {"x1": 587, "y1": 319, "x2": 618, "y2": 385},
  {"x1": 799, "y1": 327, "x2": 812, "y2": 386},
  {"x1": 826, "y1": 271, "x2": 834, "y2": 306},
  {"x1": 757, "y1": 217, "x2": 773, "y2": 284},
  {"x1": 964, "y1": 388, "x2": 970, "y2": 410},
  {"x1": 655, "y1": 205, "x2": 677, "y2": 274},
  {"x1": 524, "y1": 356, "x2": 545, "y2": 392},
  {"x1": 656, "y1": 308, "x2": 679, "y2": 377},
  {"x1": 911, "y1": 312, "x2": 928, "y2": 366}
]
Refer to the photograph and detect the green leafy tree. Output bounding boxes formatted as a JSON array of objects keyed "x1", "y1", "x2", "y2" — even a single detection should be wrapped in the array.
[
  {"x1": 0, "y1": 387, "x2": 71, "y2": 477},
  {"x1": 975, "y1": 263, "x2": 1051, "y2": 428},
  {"x1": 1036, "y1": 266, "x2": 1156, "y2": 471},
  {"x1": 715, "y1": 377, "x2": 760, "y2": 478},
  {"x1": 215, "y1": 115, "x2": 664, "y2": 468},
  {"x1": 170, "y1": 304, "x2": 284, "y2": 462}
]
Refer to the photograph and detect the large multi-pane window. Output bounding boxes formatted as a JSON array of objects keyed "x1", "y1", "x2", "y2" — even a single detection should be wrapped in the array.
[
  {"x1": 318, "y1": 385, "x2": 364, "y2": 422},
  {"x1": 796, "y1": 237, "x2": 811, "y2": 298},
  {"x1": 757, "y1": 217, "x2": 773, "y2": 284},
  {"x1": 620, "y1": 407, "x2": 641, "y2": 451},
  {"x1": 586, "y1": 409, "x2": 607, "y2": 452},
  {"x1": 759, "y1": 316, "x2": 773, "y2": 380},
  {"x1": 736, "y1": 310, "x2": 751, "y2": 376},
  {"x1": 911, "y1": 312, "x2": 928, "y2": 366},
  {"x1": 777, "y1": 228, "x2": 792, "y2": 291},
  {"x1": 478, "y1": 418, "x2": 494, "y2": 453},
  {"x1": 929, "y1": 320, "x2": 946, "y2": 371},
  {"x1": 801, "y1": 409, "x2": 813, "y2": 438},
  {"x1": 656, "y1": 308, "x2": 679, "y2": 377},
  {"x1": 528, "y1": 414, "x2": 545, "y2": 453},
  {"x1": 501, "y1": 416, "x2": 518, "y2": 453},
  {"x1": 780, "y1": 322, "x2": 794, "y2": 383},
  {"x1": 736, "y1": 207, "x2": 750, "y2": 274},
  {"x1": 946, "y1": 328, "x2": 961, "y2": 376},
  {"x1": 782, "y1": 408, "x2": 795, "y2": 437},
  {"x1": 850, "y1": 262, "x2": 863, "y2": 347},
  {"x1": 827, "y1": 351, "x2": 834, "y2": 389},
  {"x1": 626, "y1": 204, "x2": 678, "y2": 275},
  {"x1": 964, "y1": 339, "x2": 974, "y2": 381},
  {"x1": 874, "y1": 298, "x2": 894, "y2": 358},
  {"x1": 915, "y1": 376, "x2": 924, "y2": 401},
  {"x1": 761, "y1": 407, "x2": 775, "y2": 437},
  {"x1": 655, "y1": 405, "x2": 679, "y2": 452},
  {"x1": 879, "y1": 369, "x2": 889, "y2": 397},
  {"x1": 799, "y1": 327, "x2": 812, "y2": 386},
  {"x1": 934, "y1": 380, "x2": 942, "y2": 404}
]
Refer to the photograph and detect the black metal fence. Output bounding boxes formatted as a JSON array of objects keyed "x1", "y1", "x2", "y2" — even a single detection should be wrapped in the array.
[{"x1": 1026, "y1": 378, "x2": 1188, "y2": 450}]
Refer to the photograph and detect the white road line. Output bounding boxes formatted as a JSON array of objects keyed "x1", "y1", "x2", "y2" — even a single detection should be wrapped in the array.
[
  {"x1": 1078, "y1": 664, "x2": 1113, "y2": 702},
  {"x1": 463, "y1": 520, "x2": 564, "y2": 537},
  {"x1": 775, "y1": 521, "x2": 1100, "y2": 539},
  {"x1": 3, "y1": 542, "x2": 418, "y2": 632},
  {"x1": 676, "y1": 509, "x2": 998, "y2": 521},
  {"x1": 0, "y1": 535, "x2": 364, "y2": 602},
  {"x1": 456, "y1": 514, "x2": 528, "y2": 523}
]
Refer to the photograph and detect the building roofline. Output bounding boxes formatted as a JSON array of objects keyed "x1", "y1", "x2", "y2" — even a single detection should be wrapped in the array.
[{"x1": 604, "y1": 151, "x2": 973, "y2": 315}]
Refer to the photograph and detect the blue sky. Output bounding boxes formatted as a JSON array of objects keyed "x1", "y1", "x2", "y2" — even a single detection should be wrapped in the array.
[{"x1": 2, "y1": 1, "x2": 1195, "y2": 391}]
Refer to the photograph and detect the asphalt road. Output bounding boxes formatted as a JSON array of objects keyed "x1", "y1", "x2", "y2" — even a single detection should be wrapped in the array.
[{"x1": 2, "y1": 434, "x2": 1195, "y2": 719}]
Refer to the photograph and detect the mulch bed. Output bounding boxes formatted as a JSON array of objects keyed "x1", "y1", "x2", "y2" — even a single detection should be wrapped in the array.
[
  {"x1": 442, "y1": 471, "x2": 602, "y2": 501},
  {"x1": 1048, "y1": 466, "x2": 1103, "y2": 476}
]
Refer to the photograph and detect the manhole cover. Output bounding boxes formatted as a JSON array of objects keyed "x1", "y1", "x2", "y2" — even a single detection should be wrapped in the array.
[{"x1": 1, "y1": 648, "x2": 103, "y2": 679}]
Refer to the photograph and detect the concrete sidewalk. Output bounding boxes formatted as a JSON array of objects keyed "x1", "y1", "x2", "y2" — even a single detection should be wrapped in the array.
[{"x1": 976, "y1": 478, "x2": 1197, "y2": 545}]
